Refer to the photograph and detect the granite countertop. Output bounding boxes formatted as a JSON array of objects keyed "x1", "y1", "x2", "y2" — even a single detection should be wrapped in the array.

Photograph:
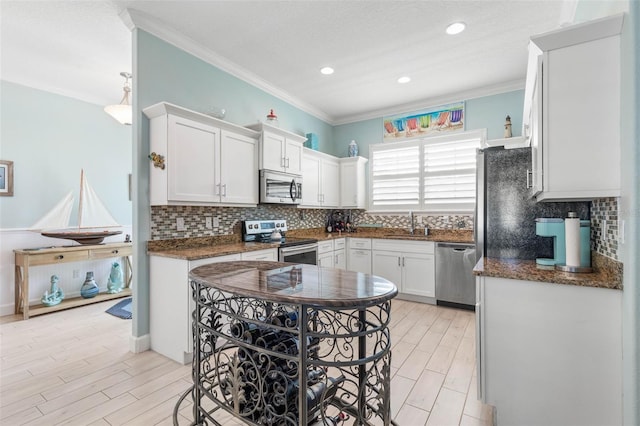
[
  {"x1": 189, "y1": 260, "x2": 398, "y2": 307},
  {"x1": 473, "y1": 254, "x2": 623, "y2": 290},
  {"x1": 147, "y1": 228, "x2": 474, "y2": 260}
]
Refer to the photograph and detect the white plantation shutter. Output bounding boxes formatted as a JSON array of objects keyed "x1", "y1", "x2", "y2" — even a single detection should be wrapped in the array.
[
  {"x1": 369, "y1": 130, "x2": 483, "y2": 212},
  {"x1": 424, "y1": 138, "x2": 479, "y2": 211},
  {"x1": 371, "y1": 142, "x2": 420, "y2": 208}
]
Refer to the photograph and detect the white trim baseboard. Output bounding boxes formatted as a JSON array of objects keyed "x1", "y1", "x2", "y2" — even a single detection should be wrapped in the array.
[{"x1": 129, "y1": 333, "x2": 151, "y2": 353}]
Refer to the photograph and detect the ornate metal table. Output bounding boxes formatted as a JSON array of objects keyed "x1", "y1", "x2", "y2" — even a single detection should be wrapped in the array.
[{"x1": 188, "y1": 261, "x2": 398, "y2": 425}]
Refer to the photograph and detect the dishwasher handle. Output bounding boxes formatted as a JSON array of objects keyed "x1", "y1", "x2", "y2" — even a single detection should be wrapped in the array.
[{"x1": 436, "y1": 242, "x2": 474, "y2": 250}]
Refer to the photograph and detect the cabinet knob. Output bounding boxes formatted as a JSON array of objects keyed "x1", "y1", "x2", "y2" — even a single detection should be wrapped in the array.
[
  {"x1": 56, "y1": 255, "x2": 64, "y2": 260},
  {"x1": 112, "y1": 250, "x2": 119, "y2": 254}
]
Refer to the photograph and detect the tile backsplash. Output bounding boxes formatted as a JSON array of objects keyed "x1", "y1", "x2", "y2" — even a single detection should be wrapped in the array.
[
  {"x1": 151, "y1": 199, "x2": 618, "y2": 261},
  {"x1": 150, "y1": 206, "x2": 473, "y2": 240},
  {"x1": 591, "y1": 197, "x2": 619, "y2": 260}
]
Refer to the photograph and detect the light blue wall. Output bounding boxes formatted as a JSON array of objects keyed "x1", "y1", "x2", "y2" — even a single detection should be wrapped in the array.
[
  {"x1": 136, "y1": 31, "x2": 334, "y2": 153},
  {"x1": 0, "y1": 81, "x2": 132, "y2": 229},
  {"x1": 332, "y1": 90, "x2": 525, "y2": 158}
]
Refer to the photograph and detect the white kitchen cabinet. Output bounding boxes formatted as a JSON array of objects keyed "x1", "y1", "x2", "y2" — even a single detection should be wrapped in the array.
[
  {"x1": 317, "y1": 239, "x2": 334, "y2": 268},
  {"x1": 240, "y1": 248, "x2": 277, "y2": 261},
  {"x1": 524, "y1": 15, "x2": 623, "y2": 201},
  {"x1": 347, "y1": 238, "x2": 372, "y2": 274},
  {"x1": 339, "y1": 156, "x2": 368, "y2": 209},
  {"x1": 317, "y1": 239, "x2": 345, "y2": 269},
  {"x1": 247, "y1": 122, "x2": 306, "y2": 176},
  {"x1": 144, "y1": 102, "x2": 260, "y2": 206},
  {"x1": 372, "y1": 239, "x2": 435, "y2": 300},
  {"x1": 476, "y1": 275, "x2": 622, "y2": 425},
  {"x1": 301, "y1": 148, "x2": 339, "y2": 208},
  {"x1": 150, "y1": 253, "x2": 241, "y2": 364}
]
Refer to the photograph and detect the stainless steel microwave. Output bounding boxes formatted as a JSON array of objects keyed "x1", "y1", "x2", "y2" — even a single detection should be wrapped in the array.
[{"x1": 259, "y1": 170, "x2": 302, "y2": 204}]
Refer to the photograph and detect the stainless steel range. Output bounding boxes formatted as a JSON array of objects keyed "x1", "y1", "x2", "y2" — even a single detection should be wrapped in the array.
[{"x1": 242, "y1": 219, "x2": 318, "y2": 265}]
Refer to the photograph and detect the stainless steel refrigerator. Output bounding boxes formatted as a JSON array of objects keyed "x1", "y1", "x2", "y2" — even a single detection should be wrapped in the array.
[{"x1": 475, "y1": 146, "x2": 590, "y2": 262}]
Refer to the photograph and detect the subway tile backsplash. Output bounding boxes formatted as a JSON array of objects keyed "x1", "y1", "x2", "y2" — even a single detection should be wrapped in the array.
[{"x1": 151, "y1": 198, "x2": 618, "y2": 261}]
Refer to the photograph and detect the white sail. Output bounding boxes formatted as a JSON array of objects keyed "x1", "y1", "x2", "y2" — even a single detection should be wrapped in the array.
[
  {"x1": 30, "y1": 170, "x2": 122, "y2": 244},
  {"x1": 30, "y1": 191, "x2": 74, "y2": 231},
  {"x1": 78, "y1": 174, "x2": 120, "y2": 229}
]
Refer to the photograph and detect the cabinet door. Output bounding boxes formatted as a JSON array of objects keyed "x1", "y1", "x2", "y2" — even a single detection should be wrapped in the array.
[
  {"x1": 302, "y1": 154, "x2": 321, "y2": 206},
  {"x1": 168, "y1": 115, "x2": 220, "y2": 202},
  {"x1": 318, "y1": 252, "x2": 334, "y2": 268},
  {"x1": 402, "y1": 252, "x2": 435, "y2": 298},
  {"x1": 530, "y1": 55, "x2": 543, "y2": 195},
  {"x1": 321, "y1": 158, "x2": 340, "y2": 207},
  {"x1": 334, "y1": 249, "x2": 346, "y2": 270},
  {"x1": 220, "y1": 131, "x2": 258, "y2": 204},
  {"x1": 372, "y1": 250, "x2": 402, "y2": 289},
  {"x1": 285, "y1": 139, "x2": 303, "y2": 175},
  {"x1": 542, "y1": 36, "x2": 620, "y2": 198},
  {"x1": 340, "y1": 161, "x2": 358, "y2": 208},
  {"x1": 262, "y1": 132, "x2": 286, "y2": 172},
  {"x1": 348, "y1": 249, "x2": 371, "y2": 274}
]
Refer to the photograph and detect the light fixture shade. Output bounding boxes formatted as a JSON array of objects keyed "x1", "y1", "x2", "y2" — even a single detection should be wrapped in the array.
[
  {"x1": 104, "y1": 104, "x2": 132, "y2": 125},
  {"x1": 105, "y1": 71, "x2": 132, "y2": 125}
]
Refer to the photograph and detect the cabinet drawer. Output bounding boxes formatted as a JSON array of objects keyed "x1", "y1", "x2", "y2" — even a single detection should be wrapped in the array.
[
  {"x1": 317, "y1": 240, "x2": 334, "y2": 254},
  {"x1": 28, "y1": 250, "x2": 89, "y2": 266},
  {"x1": 90, "y1": 246, "x2": 132, "y2": 260},
  {"x1": 333, "y1": 238, "x2": 346, "y2": 250},
  {"x1": 241, "y1": 249, "x2": 277, "y2": 261},
  {"x1": 372, "y1": 239, "x2": 434, "y2": 254},
  {"x1": 348, "y1": 238, "x2": 371, "y2": 250}
]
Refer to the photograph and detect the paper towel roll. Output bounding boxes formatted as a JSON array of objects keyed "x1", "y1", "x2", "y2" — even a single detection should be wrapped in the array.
[{"x1": 565, "y1": 216, "x2": 581, "y2": 267}]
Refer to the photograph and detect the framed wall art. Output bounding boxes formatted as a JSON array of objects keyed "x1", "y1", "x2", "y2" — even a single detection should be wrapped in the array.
[
  {"x1": 383, "y1": 102, "x2": 464, "y2": 141},
  {"x1": 0, "y1": 160, "x2": 14, "y2": 197}
]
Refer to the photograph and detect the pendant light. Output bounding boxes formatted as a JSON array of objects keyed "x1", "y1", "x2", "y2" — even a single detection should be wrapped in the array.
[{"x1": 104, "y1": 72, "x2": 132, "y2": 125}]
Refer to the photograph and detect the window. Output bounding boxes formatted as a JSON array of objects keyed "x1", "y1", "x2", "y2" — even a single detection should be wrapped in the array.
[{"x1": 370, "y1": 130, "x2": 484, "y2": 212}]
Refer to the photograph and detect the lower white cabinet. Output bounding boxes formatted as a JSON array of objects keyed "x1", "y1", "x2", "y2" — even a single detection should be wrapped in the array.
[
  {"x1": 347, "y1": 238, "x2": 372, "y2": 274},
  {"x1": 240, "y1": 248, "x2": 277, "y2": 261},
  {"x1": 372, "y1": 239, "x2": 435, "y2": 299},
  {"x1": 150, "y1": 253, "x2": 241, "y2": 364},
  {"x1": 318, "y1": 239, "x2": 346, "y2": 269},
  {"x1": 476, "y1": 276, "x2": 622, "y2": 425}
]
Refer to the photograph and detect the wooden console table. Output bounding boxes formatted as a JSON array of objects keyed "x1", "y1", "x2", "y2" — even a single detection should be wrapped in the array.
[{"x1": 14, "y1": 242, "x2": 132, "y2": 319}]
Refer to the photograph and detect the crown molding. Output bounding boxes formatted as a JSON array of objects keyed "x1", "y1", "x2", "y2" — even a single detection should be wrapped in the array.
[
  {"x1": 332, "y1": 79, "x2": 526, "y2": 126},
  {"x1": 120, "y1": 8, "x2": 333, "y2": 124}
]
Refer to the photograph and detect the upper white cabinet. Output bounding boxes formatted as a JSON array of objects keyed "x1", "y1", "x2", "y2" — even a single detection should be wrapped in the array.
[
  {"x1": 246, "y1": 122, "x2": 306, "y2": 176},
  {"x1": 301, "y1": 148, "x2": 340, "y2": 208},
  {"x1": 339, "y1": 156, "x2": 368, "y2": 209},
  {"x1": 144, "y1": 102, "x2": 259, "y2": 206},
  {"x1": 524, "y1": 14, "x2": 623, "y2": 201}
]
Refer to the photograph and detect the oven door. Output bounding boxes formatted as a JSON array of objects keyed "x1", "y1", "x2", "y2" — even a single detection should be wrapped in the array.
[
  {"x1": 260, "y1": 170, "x2": 302, "y2": 204},
  {"x1": 279, "y1": 243, "x2": 318, "y2": 265}
]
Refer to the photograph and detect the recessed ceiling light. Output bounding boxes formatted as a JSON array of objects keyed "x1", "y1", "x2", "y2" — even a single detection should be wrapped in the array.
[
  {"x1": 320, "y1": 67, "x2": 334, "y2": 75},
  {"x1": 397, "y1": 76, "x2": 411, "y2": 84},
  {"x1": 446, "y1": 22, "x2": 466, "y2": 35}
]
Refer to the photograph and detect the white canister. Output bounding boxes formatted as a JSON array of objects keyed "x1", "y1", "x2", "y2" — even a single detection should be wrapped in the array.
[{"x1": 565, "y1": 212, "x2": 581, "y2": 267}]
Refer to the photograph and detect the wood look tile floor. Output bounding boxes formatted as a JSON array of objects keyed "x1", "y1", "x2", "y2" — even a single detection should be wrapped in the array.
[{"x1": 0, "y1": 299, "x2": 493, "y2": 426}]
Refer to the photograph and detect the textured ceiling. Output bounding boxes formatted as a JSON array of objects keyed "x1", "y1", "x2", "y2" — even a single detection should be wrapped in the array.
[{"x1": 1, "y1": 0, "x2": 622, "y2": 124}]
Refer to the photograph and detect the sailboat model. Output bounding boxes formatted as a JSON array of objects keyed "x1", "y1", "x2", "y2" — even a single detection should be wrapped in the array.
[{"x1": 31, "y1": 170, "x2": 122, "y2": 245}]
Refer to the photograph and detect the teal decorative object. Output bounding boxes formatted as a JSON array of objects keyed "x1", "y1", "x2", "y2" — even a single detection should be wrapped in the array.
[
  {"x1": 348, "y1": 140, "x2": 359, "y2": 157},
  {"x1": 107, "y1": 262, "x2": 124, "y2": 294},
  {"x1": 80, "y1": 271, "x2": 99, "y2": 298},
  {"x1": 41, "y1": 275, "x2": 64, "y2": 306},
  {"x1": 305, "y1": 133, "x2": 318, "y2": 150}
]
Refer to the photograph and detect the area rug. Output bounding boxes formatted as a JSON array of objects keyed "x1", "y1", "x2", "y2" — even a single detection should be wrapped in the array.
[{"x1": 106, "y1": 297, "x2": 132, "y2": 319}]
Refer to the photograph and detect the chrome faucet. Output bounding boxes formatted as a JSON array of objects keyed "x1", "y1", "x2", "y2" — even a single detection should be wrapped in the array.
[{"x1": 409, "y1": 211, "x2": 415, "y2": 235}]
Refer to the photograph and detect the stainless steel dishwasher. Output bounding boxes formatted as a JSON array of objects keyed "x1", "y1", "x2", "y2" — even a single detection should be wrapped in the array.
[{"x1": 435, "y1": 242, "x2": 476, "y2": 310}]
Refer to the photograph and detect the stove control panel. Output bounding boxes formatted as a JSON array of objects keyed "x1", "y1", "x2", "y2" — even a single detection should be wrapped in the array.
[{"x1": 243, "y1": 219, "x2": 288, "y2": 236}]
